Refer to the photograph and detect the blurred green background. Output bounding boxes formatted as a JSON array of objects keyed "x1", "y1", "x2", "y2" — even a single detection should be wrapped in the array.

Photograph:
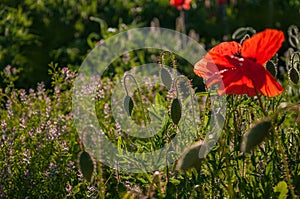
[{"x1": 1, "y1": 0, "x2": 300, "y2": 88}]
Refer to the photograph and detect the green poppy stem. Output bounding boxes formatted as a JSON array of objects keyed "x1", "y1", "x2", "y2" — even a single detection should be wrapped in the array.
[
  {"x1": 254, "y1": 88, "x2": 267, "y2": 116},
  {"x1": 123, "y1": 74, "x2": 149, "y2": 126}
]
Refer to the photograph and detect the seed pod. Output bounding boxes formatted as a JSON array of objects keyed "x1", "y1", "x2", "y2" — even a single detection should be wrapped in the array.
[
  {"x1": 171, "y1": 98, "x2": 181, "y2": 125},
  {"x1": 288, "y1": 67, "x2": 300, "y2": 84},
  {"x1": 176, "y1": 141, "x2": 203, "y2": 171},
  {"x1": 266, "y1": 61, "x2": 277, "y2": 77},
  {"x1": 241, "y1": 119, "x2": 272, "y2": 153},
  {"x1": 160, "y1": 67, "x2": 172, "y2": 89},
  {"x1": 124, "y1": 95, "x2": 134, "y2": 116},
  {"x1": 78, "y1": 151, "x2": 95, "y2": 182}
]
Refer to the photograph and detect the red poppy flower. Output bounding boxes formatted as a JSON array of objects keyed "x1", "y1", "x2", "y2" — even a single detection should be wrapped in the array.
[
  {"x1": 194, "y1": 29, "x2": 285, "y2": 97},
  {"x1": 170, "y1": 0, "x2": 192, "y2": 10},
  {"x1": 217, "y1": 0, "x2": 227, "y2": 5}
]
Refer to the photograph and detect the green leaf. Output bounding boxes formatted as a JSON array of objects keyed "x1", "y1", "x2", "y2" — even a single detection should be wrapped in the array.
[
  {"x1": 169, "y1": 178, "x2": 181, "y2": 185},
  {"x1": 274, "y1": 181, "x2": 288, "y2": 199},
  {"x1": 155, "y1": 93, "x2": 166, "y2": 106},
  {"x1": 117, "y1": 183, "x2": 128, "y2": 198},
  {"x1": 241, "y1": 119, "x2": 272, "y2": 153}
]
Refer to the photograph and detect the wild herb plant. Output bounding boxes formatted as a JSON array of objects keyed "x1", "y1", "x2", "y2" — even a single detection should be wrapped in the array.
[{"x1": 0, "y1": 4, "x2": 299, "y2": 196}]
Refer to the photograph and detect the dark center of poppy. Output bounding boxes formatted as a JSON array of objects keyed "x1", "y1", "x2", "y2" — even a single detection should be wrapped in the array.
[
  {"x1": 234, "y1": 51, "x2": 242, "y2": 58},
  {"x1": 234, "y1": 51, "x2": 257, "y2": 62}
]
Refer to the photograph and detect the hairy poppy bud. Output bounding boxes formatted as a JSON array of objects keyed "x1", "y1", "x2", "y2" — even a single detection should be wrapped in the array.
[
  {"x1": 241, "y1": 119, "x2": 272, "y2": 153},
  {"x1": 171, "y1": 98, "x2": 181, "y2": 125},
  {"x1": 78, "y1": 151, "x2": 95, "y2": 182},
  {"x1": 266, "y1": 61, "x2": 277, "y2": 77},
  {"x1": 160, "y1": 67, "x2": 173, "y2": 89},
  {"x1": 176, "y1": 141, "x2": 203, "y2": 170},
  {"x1": 124, "y1": 95, "x2": 134, "y2": 116},
  {"x1": 289, "y1": 67, "x2": 299, "y2": 84}
]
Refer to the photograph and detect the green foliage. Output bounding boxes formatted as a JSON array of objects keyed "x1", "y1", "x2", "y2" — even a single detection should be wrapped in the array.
[
  {"x1": 274, "y1": 181, "x2": 289, "y2": 199},
  {"x1": 1, "y1": 48, "x2": 299, "y2": 197},
  {"x1": 1, "y1": 0, "x2": 300, "y2": 88},
  {"x1": 1, "y1": 0, "x2": 300, "y2": 198},
  {"x1": 0, "y1": 66, "x2": 97, "y2": 198}
]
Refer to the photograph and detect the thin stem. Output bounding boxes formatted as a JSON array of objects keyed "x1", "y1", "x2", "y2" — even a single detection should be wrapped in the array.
[
  {"x1": 273, "y1": 127, "x2": 297, "y2": 198},
  {"x1": 160, "y1": 51, "x2": 175, "y2": 66},
  {"x1": 180, "y1": 10, "x2": 186, "y2": 34},
  {"x1": 123, "y1": 74, "x2": 149, "y2": 126},
  {"x1": 254, "y1": 88, "x2": 267, "y2": 116},
  {"x1": 291, "y1": 52, "x2": 300, "y2": 70}
]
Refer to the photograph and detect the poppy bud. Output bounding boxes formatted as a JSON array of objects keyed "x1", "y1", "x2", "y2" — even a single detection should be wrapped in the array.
[
  {"x1": 78, "y1": 151, "x2": 95, "y2": 182},
  {"x1": 288, "y1": 67, "x2": 299, "y2": 84},
  {"x1": 160, "y1": 67, "x2": 173, "y2": 89},
  {"x1": 266, "y1": 61, "x2": 277, "y2": 77},
  {"x1": 124, "y1": 95, "x2": 134, "y2": 116},
  {"x1": 241, "y1": 119, "x2": 272, "y2": 153},
  {"x1": 171, "y1": 98, "x2": 181, "y2": 125},
  {"x1": 176, "y1": 141, "x2": 203, "y2": 170}
]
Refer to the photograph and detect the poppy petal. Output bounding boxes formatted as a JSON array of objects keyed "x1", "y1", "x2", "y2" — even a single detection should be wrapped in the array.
[
  {"x1": 194, "y1": 57, "x2": 219, "y2": 79},
  {"x1": 216, "y1": 59, "x2": 257, "y2": 96},
  {"x1": 204, "y1": 56, "x2": 284, "y2": 97},
  {"x1": 183, "y1": 0, "x2": 192, "y2": 10},
  {"x1": 194, "y1": 34, "x2": 284, "y2": 97},
  {"x1": 194, "y1": 41, "x2": 241, "y2": 79},
  {"x1": 221, "y1": 57, "x2": 284, "y2": 97},
  {"x1": 242, "y1": 59, "x2": 284, "y2": 97},
  {"x1": 241, "y1": 29, "x2": 284, "y2": 65},
  {"x1": 208, "y1": 41, "x2": 241, "y2": 57},
  {"x1": 257, "y1": 71, "x2": 284, "y2": 97},
  {"x1": 194, "y1": 54, "x2": 233, "y2": 89}
]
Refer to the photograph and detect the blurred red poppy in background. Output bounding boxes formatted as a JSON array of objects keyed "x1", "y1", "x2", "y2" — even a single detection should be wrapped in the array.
[
  {"x1": 194, "y1": 29, "x2": 285, "y2": 97},
  {"x1": 217, "y1": 0, "x2": 227, "y2": 5},
  {"x1": 170, "y1": 0, "x2": 192, "y2": 10}
]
